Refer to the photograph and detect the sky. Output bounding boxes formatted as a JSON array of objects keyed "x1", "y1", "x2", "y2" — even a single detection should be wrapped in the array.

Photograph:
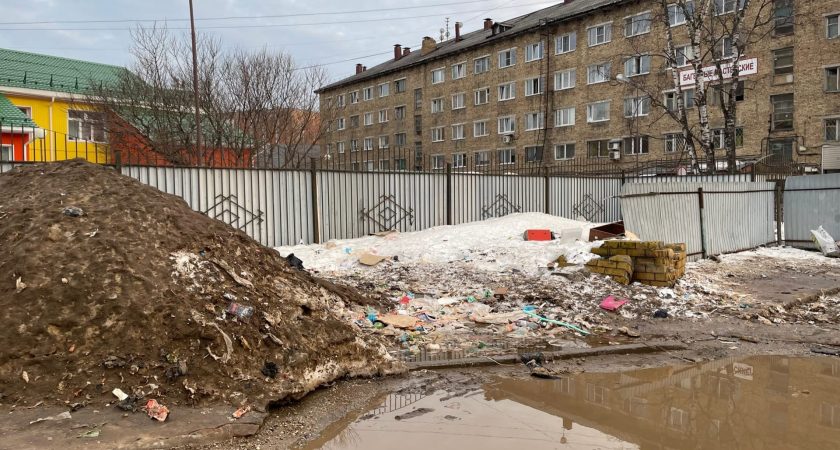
[{"x1": 0, "y1": 0, "x2": 560, "y2": 84}]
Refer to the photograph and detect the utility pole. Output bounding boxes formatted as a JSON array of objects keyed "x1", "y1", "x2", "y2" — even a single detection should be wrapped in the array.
[{"x1": 189, "y1": 0, "x2": 203, "y2": 167}]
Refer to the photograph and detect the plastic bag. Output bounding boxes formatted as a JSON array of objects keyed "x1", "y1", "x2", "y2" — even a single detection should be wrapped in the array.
[{"x1": 810, "y1": 226, "x2": 840, "y2": 257}]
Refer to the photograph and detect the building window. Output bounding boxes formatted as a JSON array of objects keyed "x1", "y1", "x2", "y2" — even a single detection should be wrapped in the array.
[
  {"x1": 431, "y1": 127, "x2": 444, "y2": 142},
  {"x1": 772, "y1": 48, "x2": 794, "y2": 85},
  {"x1": 499, "y1": 82, "x2": 516, "y2": 101},
  {"x1": 525, "y1": 145, "x2": 543, "y2": 162},
  {"x1": 499, "y1": 48, "x2": 516, "y2": 68},
  {"x1": 395, "y1": 78, "x2": 406, "y2": 93},
  {"x1": 364, "y1": 113, "x2": 373, "y2": 126},
  {"x1": 826, "y1": 119, "x2": 839, "y2": 141},
  {"x1": 556, "y1": 33, "x2": 576, "y2": 54},
  {"x1": 452, "y1": 124, "x2": 465, "y2": 140},
  {"x1": 773, "y1": 0, "x2": 794, "y2": 36},
  {"x1": 769, "y1": 138, "x2": 795, "y2": 157},
  {"x1": 0, "y1": 144, "x2": 12, "y2": 162},
  {"x1": 474, "y1": 120, "x2": 489, "y2": 137},
  {"x1": 665, "y1": 133, "x2": 686, "y2": 153},
  {"x1": 498, "y1": 148, "x2": 515, "y2": 165},
  {"x1": 624, "y1": 96, "x2": 650, "y2": 117},
  {"x1": 431, "y1": 97, "x2": 444, "y2": 113},
  {"x1": 379, "y1": 135, "x2": 390, "y2": 149},
  {"x1": 828, "y1": 15, "x2": 839, "y2": 39},
  {"x1": 337, "y1": 117, "x2": 346, "y2": 130},
  {"x1": 669, "y1": 2, "x2": 694, "y2": 26},
  {"x1": 395, "y1": 158, "x2": 407, "y2": 171},
  {"x1": 712, "y1": 127, "x2": 744, "y2": 149},
  {"x1": 525, "y1": 112, "x2": 544, "y2": 130},
  {"x1": 554, "y1": 69, "x2": 576, "y2": 90},
  {"x1": 665, "y1": 89, "x2": 695, "y2": 110},
  {"x1": 362, "y1": 160, "x2": 373, "y2": 171},
  {"x1": 623, "y1": 135, "x2": 649, "y2": 155},
  {"x1": 555, "y1": 107, "x2": 575, "y2": 127},
  {"x1": 624, "y1": 55, "x2": 650, "y2": 76},
  {"x1": 351, "y1": 162, "x2": 360, "y2": 171},
  {"x1": 475, "y1": 87, "x2": 490, "y2": 105},
  {"x1": 475, "y1": 150, "x2": 490, "y2": 166},
  {"x1": 432, "y1": 155, "x2": 445, "y2": 169},
  {"x1": 350, "y1": 139, "x2": 359, "y2": 152},
  {"x1": 555, "y1": 143, "x2": 575, "y2": 160},
  {"x1": 452, "y1": 62, "x2": 467, "y2": 80},
  {"x1": 363, "y1": 137, "x2": 374, "y2": 151},
  {"x1": 826, "y1": 67, "x2": 840, "y2": 92},
  {"x1": 378, "y1": 109, "x2": 388, "y2": 123},
  {"x1": 588, "y1": 140, "x2": 610, "y2": 158},
  {"x1": 588, "y1": 23, "x2": 612, "y2": 46},
  {"x1": 474, "y1": 56, "x2": 490, "y2": 74},
  {"x1": 378, "y1": 159, "x2": 390, "y2": 171},
  {"x1": 349, "y1": 115, "x2": 359, "y2": 128},
  {"x1": 588, "y1": 62, "x2": 611, "y2": 84},
  {"x1": 709, "y1": 81, "x2": 745, "y2": 104},
  {"x1": 414, "y1": 115, "x2": 422, "y2": 136},
  {"x1": 414, "y1": 141, "x2": 423, "y2": 164},
  {"x1": 526, "y1": 42, "x2": 544, "y2": 61},
  {"x1": 395, "y1": 132, "x2": 407, "y2": 146},
  {"x1": 771, "y1": 93, "x2": 794, "y2": 130},
  {"x1": 452, "y1": 93, "x2": 466, "y2": 110},
  {"x1": 67, "y1": 110, "x2": 106, "y2": 142},
  {"x1": 453, "y1": 153, "x2": 467, "y2": 168},
  {"x1": 670, "y1": 408, "x2": 690, "y2": 432},
  {"x1": 722, "y1": 36, "x2": 735, "y2": 58},
  {"x1": 432, "y1": 68, "x2": 445, "y2": 84},
  {"x1": 363, "y1": 87, "x2": 374, "y2": 101},
  {"x1": 525, "y1": 76, "x2": 544, "y2": 96},
  {"x1": 676, "y1": 45, "x2": 694, "y2": 67},
  {"x1": 414, "y1": 88, "x2": 422, "y2": 109},
  {"x1": 326, "y1": 143, "x2": 333, "y2": 155},
  {"x1": 337, "y1": 94, "x2": 346, "y2": 107},
  {"x1": 337, "y1": 141, "x2": 346, "y2": 153},
  {"x1": 349, "y1": 91, "x2": 359, "y2": 104},
  {"x1": 378, "y1": 83, "x2": 389, "y2": 97},
  {"x1": 395, "y1": 105, "x2": 406, "y2": 119},
  {"x1": 498, "y1": 115, "x2": 515, "y2": 134},
  {"x1": 715, "y1": 0, "x2": 744, "y2": 15},
  {"x1": 625, "y1": 12, "x2": 651, "y2": 37},
  {"x1": 587, "y1": 101, "x2": 611, "y2": 123}
]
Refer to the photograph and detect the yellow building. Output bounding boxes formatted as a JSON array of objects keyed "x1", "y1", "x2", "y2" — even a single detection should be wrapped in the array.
[{"x1": 0, "y1": 48, "x2": 123, "y2": 163}]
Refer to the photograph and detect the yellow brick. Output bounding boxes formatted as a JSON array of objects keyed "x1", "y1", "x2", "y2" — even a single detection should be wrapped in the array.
[
  {"x1": 636, "y1": 272, "x2": 655, "y2": 281},
  {"x1": 598, "y1": 260, "x2": 616, "y2": 268},
  {"x1": 650, "y1": 265, "x2": 667, "y2": 274},
  {"x1": 605, "y1": 268, "x2": 626, "y2": 277},
  {"x1": 649, "y1": 280, "x2": 671, "y2": 287},
  {"x1": 652, "y1": 249, "x2": 674, "y2": 258},
  {"x1": 585, "y1": 259, "x2": 599, "y2": 267},
  {"x1": 612, "y1": 248, "x2": 628, "y2": 256},
  {"x1": 636, "y1": 257, "x2": 654, "y2": 265},
  {"x1": 609, "y1": 255, "x2": 632, "y2": 264},
  {"x1": 605, "y1": 241, "x2": 621, "y2": 249},
  {"x1": 643, "y1": 241, "x2": 664, "y2": 249},
  {"x1": 676, "y1": 259, "x2": 686, "y2": 269},
  {"x1": 627, "y1": 249, "x2": 646, "y2": 257},
  {"x1": 655, "y1": 273, "x2": 667, "y2": 281},
  {"x1": 591, "y1": 247, "x2": 610, "y2": 256},
  {"x1": 621, "y1": 241, "x2": 638, "y2": 249},
  {"x1": 614, "y1": 276, "x2": 630, "y2": 285},
  {"x1": 616, "y1": 262, "x2": 632, "y2": 272},
  {"x1": 654, "y1": 258, "x2": 668, "y2": 265},
  {"x1": 665, "y1": 243, "x2": 687, "y2": 252},
  {"x1": 588, "y1": 266, "x2": 606, "y2": 274}
]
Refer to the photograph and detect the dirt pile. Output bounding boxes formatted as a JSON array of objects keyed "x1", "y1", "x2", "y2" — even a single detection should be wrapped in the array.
[{"x1": 0, "y1": 160, "x2": 403, "y2": 412}]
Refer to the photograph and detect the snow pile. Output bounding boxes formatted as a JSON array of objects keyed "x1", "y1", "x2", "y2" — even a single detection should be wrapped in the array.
[{"x1": 275, "y1": 213, "x2": 603, "y2": 275}]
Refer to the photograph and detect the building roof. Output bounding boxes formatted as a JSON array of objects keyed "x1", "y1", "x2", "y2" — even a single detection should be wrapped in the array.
[
  {"x1": 0, "y1": 93, "x2": 38, "y2": 128},
  {"x1": 0, "y1": 48, "x2": 124, "y2": 95},
  {"x1": 318, "y1": 0, "x2": 628, "y2": 92}
]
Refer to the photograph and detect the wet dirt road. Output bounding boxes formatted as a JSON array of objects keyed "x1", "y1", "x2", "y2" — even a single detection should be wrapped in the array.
[{"x1": 301, "y1": 355, "x2": 840, "y2": 450}]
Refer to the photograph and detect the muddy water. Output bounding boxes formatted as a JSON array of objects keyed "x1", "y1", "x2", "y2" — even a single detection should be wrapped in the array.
[{"x1": 302, "y1": 356, "x2": 840, "y2": 449}]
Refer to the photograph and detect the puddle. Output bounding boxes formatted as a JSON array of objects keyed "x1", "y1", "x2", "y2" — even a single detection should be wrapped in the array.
[{"x1": 300, "y1": 356, "x2": 840, "y2": 449}]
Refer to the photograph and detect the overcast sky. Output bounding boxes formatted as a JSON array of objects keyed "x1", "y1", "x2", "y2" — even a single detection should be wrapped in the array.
[{"x1": 0, "y1": 0, "x2": 558, "y2": 84}]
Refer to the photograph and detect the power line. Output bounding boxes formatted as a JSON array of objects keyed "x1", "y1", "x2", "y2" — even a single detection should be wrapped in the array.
[
  {"x1": 464, "y1": 0, "x2": 523, "y2": 24},
  {"x1": 0, "y1": 0, "x2": 497, "y2": 26},
  {"x1": 0, "y1": 1, "x2": 558, "y2": 32}
]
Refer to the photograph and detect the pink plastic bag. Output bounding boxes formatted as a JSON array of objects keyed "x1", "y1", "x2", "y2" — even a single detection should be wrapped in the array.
[{"x1": 600, "y1": 296, "x2": 628, "y2": 311}]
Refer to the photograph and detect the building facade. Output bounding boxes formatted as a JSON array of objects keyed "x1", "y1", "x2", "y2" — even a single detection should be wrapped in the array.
[{"x1": 317, "y1": 0, "x2": 840, "y2": 174}]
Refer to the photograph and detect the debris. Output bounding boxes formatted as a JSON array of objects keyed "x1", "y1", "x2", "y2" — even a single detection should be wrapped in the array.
[
  {"x1": 373, "y1": 230, "x2": 398, "y2": 237},
  {"x1": 265, "y1": 333, "x2": 284, "y2": 347},
  {"x1": 227, "y1": 303, "x2": 255, "y2": 320},
  {"x1": 118, "y1": 395, "x2": 141, "y2": 412},
  {"x1": 618, "y1": 327, "x2": 640, "y2": 338},
  {"x1": 658, "y1": 289, "x2": 677, "y2": 299},
  {"x1": 30, "y1": 412, "x2": 72, "y2": 425},
  {"x1": 144, "y1": 399, "x2": 170, "y2": 421},
  {"x1": 811, "y1": 346, "x2": 840, "y2": 356},
  {"x1": 210, "y1": 258, "x2": 254, "y2": 289},
  {"x1": 359, "y1": 253, "x2": 389, "y2": 266},
  {"x1": 261, "y1": 361, "x2": 279, "y2": 378},
  {"x1": 624, "y1": 230, "x2": 640, "y2": 240},
  {"x1": 811, "y1": 226, "x2": 840, "y2": 257},
  {"x1": 654, "y1": 310, "x2": 669, "y2": 319},
  {"x1": 471, "y1": 311, "x2": 526, "y2": 325},
  {"x1": 78, "y1": 430, "x2": 100, "y2": 438},
  {"x1": 103, "y1": 355, "x2": 126, "y2": 369},
  {"x1": 756, "y1": 315, "x2": 773, "y2": 325},
  {"x1": 62, "y1": 206, "x2": 83, "y2": 217},
  {"x1": 15, "y1": 277, "x2": 27, "y2": 293},
  {"x1": 325, "y1": 241, "x2": 337, "y2": 250},
  {"x1": 589, "y1": 221, "x2": 625, "y2": 241},
  {"x1": 600, "y1": 296, "x2": 628, "y2": 311},
  {"x1": 112, "y1": 388, "x2": 128, "y2": 401},
  {"x1": 232, "y1": 406, "x2": 252, "y2": 419},
  {"x1": 523, "y1": 310, "x2": 590, "y2": 335},
  {"x1": 710, "y1": 255, "x2": 722, "y2": 263},
  {"x1": 85, "y1": 229, "x2": 98, "y2": 238},
  {"x1": 493, "y1": 286, "x2": 509, "y2": 300},
  {"x1": 520, "y1": 354, "x2": 561, "y2": 380},
  {"x1": 522, "y1": 229, "x2": 554, "y2": 241},
  {"x1": 376, "y1": 315, "x2": 418, "y2": 329},
  {"x1": 22, "y1": 371, "x2": 29, "y2": 383},
  {"x1": 61, "y1": 278, "x2": 68, "y2": 284},
  {"x1": 285, "y1": 253, "x2": 305, "y2": 271},
  {"x1": 738, "y1": 335, "x2": 761, "y2": 344}
]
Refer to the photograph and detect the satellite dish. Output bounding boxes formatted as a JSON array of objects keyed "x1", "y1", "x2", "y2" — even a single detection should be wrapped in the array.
[{"x1": 440, "y1": 28, "x2": 445, "y2": 33}]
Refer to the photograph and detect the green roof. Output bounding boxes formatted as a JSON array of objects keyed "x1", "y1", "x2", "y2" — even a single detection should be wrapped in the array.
[
  {"x1": 0, "y1": 48, "x2": 124, "y2": 94},
  {"x1": 0, "y1": 93, "x2": 37, "y2": 128}
]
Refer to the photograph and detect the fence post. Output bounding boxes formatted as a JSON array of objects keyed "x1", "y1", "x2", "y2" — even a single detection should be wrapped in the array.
[
  {"x1": 310, "y1": 157, "x2": 321, "y2": 244},
  {"x1": 698, "y1": 187, "x2": 707, "y2": 259},
  {"x1": 544, "y1": 166, "x2": 550, "y2": 214},
  {"x1": 446, "y1": 163, "x2": 453, "y2": 225},
  {"x1": 114, "y1": 149, "x2": 122, "y2": 171},
  {"x1": 775, "y1": 181, "x2": 783, "y2": 246}
]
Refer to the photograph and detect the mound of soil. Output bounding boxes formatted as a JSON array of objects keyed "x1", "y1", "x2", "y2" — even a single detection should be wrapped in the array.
[{"x1": 0, "y1": 160, "x2": 403, "y2": 412}]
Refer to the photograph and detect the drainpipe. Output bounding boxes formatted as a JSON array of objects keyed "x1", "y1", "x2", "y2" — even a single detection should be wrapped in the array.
[{"x1": 49, "y1": 96, "x2": 55, "y2": 161}]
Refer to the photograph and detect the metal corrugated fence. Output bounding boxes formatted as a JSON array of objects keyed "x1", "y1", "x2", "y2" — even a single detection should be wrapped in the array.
[
  {"x1": 784, "y1": 174, "x2": 840, "y2": 249},
  {"x1": 621, "y1": 182, "x2": 776, "y2": 261},
  {"x1": 549, "y1": 177, "x2": 623, "y2": 222},
  {"x1": 625, "y1": 174, "x2": 767, "y2": 184}
]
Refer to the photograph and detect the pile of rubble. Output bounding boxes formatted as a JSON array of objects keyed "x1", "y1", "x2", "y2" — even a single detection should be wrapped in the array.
[{"x1": 585, "y1": 241, "x2": 687, "y2": 287}]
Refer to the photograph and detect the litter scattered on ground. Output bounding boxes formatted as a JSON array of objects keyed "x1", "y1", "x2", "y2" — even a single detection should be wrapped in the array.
[
  {"x1": 77, "y1": 429, "x2": 100, "y2": 438},
  {"x1": 29, "y1": 412, "x2": 72, "y2": 425},
  {"x1": 232, "y1": 406, "x2": 252, "y2": 419},
  {"x1": 144, "y1": 399, "x2": 170, "y2": 422},
  {"x1": 811, "y1": 226, "x2": 839, "y2": 257}
]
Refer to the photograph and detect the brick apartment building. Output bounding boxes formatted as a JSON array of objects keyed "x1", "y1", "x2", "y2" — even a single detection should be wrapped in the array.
[{"x1": 317, "y1": 0, "x2": 840, "y2": 173}]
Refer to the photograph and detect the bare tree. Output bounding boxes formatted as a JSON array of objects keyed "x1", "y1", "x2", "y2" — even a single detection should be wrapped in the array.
[{"x1": 83, "y1": 25, "x2": 335, "y2": 168}]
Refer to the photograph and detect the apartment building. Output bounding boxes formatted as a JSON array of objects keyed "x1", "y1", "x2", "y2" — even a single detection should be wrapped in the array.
[{"x1": 317, "y1": 0, "x2": 840, "y2": 173}]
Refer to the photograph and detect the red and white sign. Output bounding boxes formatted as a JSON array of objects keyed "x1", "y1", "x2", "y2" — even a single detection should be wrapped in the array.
[{"x1": 679, "y1": 58, "x2": 758, "y2": 86}]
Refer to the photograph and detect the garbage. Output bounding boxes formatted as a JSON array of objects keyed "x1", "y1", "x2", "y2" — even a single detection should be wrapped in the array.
[
  {"x1": 232, "y1": 406, "x2": 252, "y2": 419},
  {"x1": 654, "y1": 310, "x2": 669, "y2": 319},
  {"x1": 617, "y1": 327, "x2": 640, "y2": 338},
  {"x1": 227, "y1": 303, "x2": 255, "y2": 320},
  {"x1": 62, "y1": 206, "x2": 83, "y2": 217},
  {"x1": 29, "y1": 411, "x2": 72, "y2": 425},
  {"x1": 22, "y1": 371, "x2": 29, "y2": 383},
  {"x1": 811, "y1": 226, "x2": 840, "y2": 257},
  {"x1": 112, "y1": 388, "x2": 128, "y2": 401},
  {"x1": 520, "y1": 354, "x2": 560, "y2": 380},
  {"x1": 588, "y1": 221, "x2": 625, "y2": 242},
  {"x1": 493, "y1": 286, "x2": 509, "y2": 300},
  {"x1": 15, "y1": 277, "x2": 26, "y2": 293},
  {"x1": 144, "y1": 399, "x2": 170, "y2": 421},
  {"x1": 286, "y1": 253, "x2": 305, "y2": 270},
  {"x1": 78, "y1": 429, "x2": 100, "y2": 438},
  {"x1": 522, "y1": 230, "x2": 554, "y2": 241},
  {"x1": 470, "y1": 311, "x2": 526, "y2": 325},
  {"x1": 376, "y1": 315, "x2": 418, "y2": 329},
  {"x1": 522, "y1": 311, "x2": 589, "y2": 335},
  {"x1": 359, "y1": 253, "x2": 389, "y2": 266},
  {"x1": 600, "y1": 296, "x2": 628, "y2": 311},
  {"x1": 558, "y1": 227, "x2": 584, "y2": 245},
  {"x1": 261, "y1": 361, "x2": 279, "y2": 378}
]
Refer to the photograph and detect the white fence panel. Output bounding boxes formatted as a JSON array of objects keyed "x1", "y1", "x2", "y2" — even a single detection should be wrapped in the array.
[
  {"x1": 784, "y1": 174, "x2": 840, "y2": 249},
  {"x1": 549, "y1": 177, "x2": 623, "y2": 222},
  {"x1": 621, "y1": 182, "x2": 775, "y2": 261},
  {"x1": 451, "y1": 174, "x2": 544, "y2": 225}
]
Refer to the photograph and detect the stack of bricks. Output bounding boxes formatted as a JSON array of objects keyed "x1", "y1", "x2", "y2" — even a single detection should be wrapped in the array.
[{"x1": 584, "y1": 240, "x2": 687, "y2": 288}]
